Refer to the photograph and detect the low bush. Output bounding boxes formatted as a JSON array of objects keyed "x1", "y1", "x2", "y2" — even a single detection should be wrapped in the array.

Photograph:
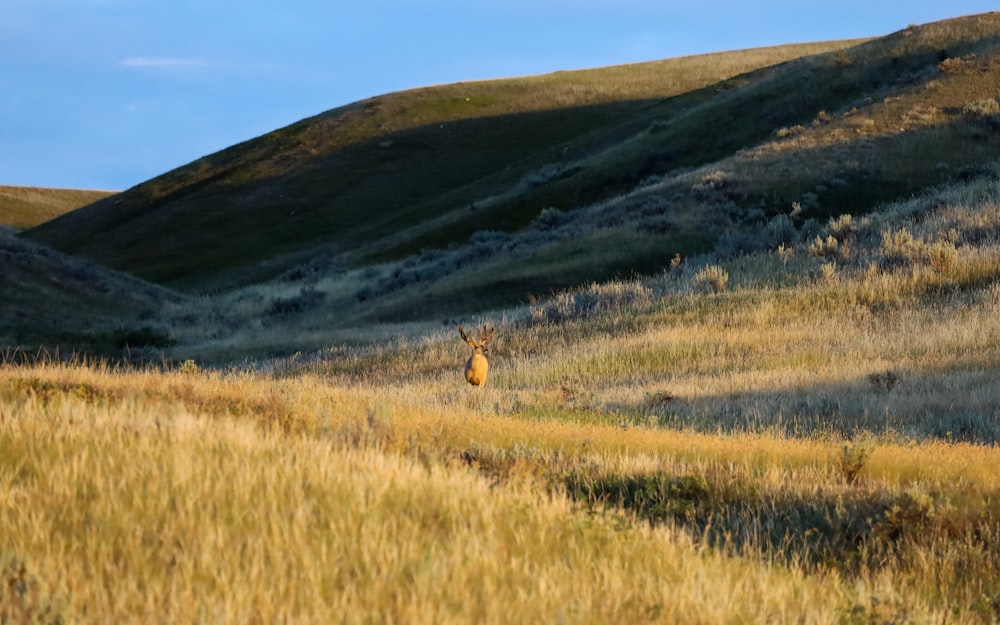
[{"x1": 692, "y1": 265, "x2": 729, "y2": 293}]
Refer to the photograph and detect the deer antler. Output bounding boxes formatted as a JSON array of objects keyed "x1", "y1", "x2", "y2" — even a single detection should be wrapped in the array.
[{"x1": 479, "y1": 325, "x2": 496, "y2": 343}]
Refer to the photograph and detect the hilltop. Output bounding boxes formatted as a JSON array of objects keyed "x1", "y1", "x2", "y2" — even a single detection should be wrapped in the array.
[{"x1": 0, "y1": 185, "x2": 115, "y2": 231}]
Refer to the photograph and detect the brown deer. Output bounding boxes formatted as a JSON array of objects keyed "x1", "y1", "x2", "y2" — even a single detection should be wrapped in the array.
[{"x1": 458, "y1": 325, "x2": 495, "y2": 386}]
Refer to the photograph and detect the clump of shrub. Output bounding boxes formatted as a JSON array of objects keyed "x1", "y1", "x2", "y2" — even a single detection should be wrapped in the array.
[
  {"x1": 775, "y1": 124, "x2": 806, "y2": 139},
  {"x1": 692, "y1": 265, "x2": 729, "y2": 294},
  {"x1": 879, "y1": 228, "x2": 957, "y2": 273},
  {"x1": 715, "y1": 213, "x2": 799, "y2": 258},
  {"x1": 868, "y1": 370, "x2": 901, "y2": 391},
  {"x1": 819, "y1": 261, "x2": 838, "y2": 283},
  {"x1": 937, "y1": 55, "x2": 970, "y2": 73},
  {"x1": 691, "y1": 170, "x2": 732, "y2": 198},
  {"x1": 838, "y1": 441, "x2": 874, "y2": 485},
  {"x1": 532, "y1": 206, "x2": 569, "y2": 231},
  {"x1": 809, "y1": 235, "x2": 844, "y2": 259},
  {"x1": 963, "y1": 97, "x2": 1000, "y2": 128},
  {"x1": 879, "y1": 228, "x2": 922, "y2": 268},
  {"x1": 777, "y1": 243, "x2": 795, "y2": 265},
  {"x1": 962, "y1": 98, "x2": 1000, "y2": 118},
  {"x1": 828, "y1": 213, "x2": 858, "y2": 239},
  {"x1": 807, "y1": 214, "x2": 858, "y2": 262},
  {"x1": 926, "y1": 241, "x2": 958, "y2": 274}
]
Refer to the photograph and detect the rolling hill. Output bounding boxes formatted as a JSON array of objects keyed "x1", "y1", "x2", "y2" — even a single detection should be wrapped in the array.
[
  {"x1": 21, "y1": 40, "x2": 862, "y2": 290},
  {"x1": 12, "y1": 11, "x2": 1000, "y2": 349}
]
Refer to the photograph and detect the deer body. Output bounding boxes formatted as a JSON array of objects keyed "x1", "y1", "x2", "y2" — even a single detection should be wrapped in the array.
[
  {"x1": 459, "y1": 325, "x2": 495, "y2": 386},
  {"x1": 465, "y1": 351, "x2": 489, "y2": 386}
]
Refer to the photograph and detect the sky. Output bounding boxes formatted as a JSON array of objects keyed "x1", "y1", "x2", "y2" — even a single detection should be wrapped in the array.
[{"x1": 2, "y1": 1, "x2": 998, "y2": 191}]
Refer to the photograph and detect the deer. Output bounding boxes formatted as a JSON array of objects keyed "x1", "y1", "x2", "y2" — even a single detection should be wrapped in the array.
[{"x1": 458, "y1": 325, "x2": 495, "y2": 386}]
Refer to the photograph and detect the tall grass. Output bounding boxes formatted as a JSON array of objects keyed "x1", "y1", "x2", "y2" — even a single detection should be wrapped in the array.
[
  {"x1": 1, "y1": 370, "x2": 846, "y2": 624},
  {"x1": 1, "y1": 360, "x2": 998, "y2": 623}
]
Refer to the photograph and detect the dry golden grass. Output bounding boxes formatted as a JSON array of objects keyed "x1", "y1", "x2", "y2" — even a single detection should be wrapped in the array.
[
  {"x1": 5, "y1": 150, "x2": 1000, "y2": 624},
  {"x1": 1, "y1": 371, "x2": 850, "y2": 624},
  {"x1": 2, "y1": 354, "x2": 998, "y2": 623}
]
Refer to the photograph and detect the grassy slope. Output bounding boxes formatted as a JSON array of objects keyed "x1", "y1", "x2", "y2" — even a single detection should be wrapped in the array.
[
  {"x1": 11, "y1": 12, "x2": 1000, "y2": 341},
  {"x1": 0, "y1": 186, "x2": 114, "y2": 230},
  {"x1": 349, "y1": 12, "x2": 1000, "y2": 321},
  {"x1": 23, "y1": 14, "x2": 1000, "y2": 318},
  {"x1": 21, "y1": 41, "x2": 858, "y2": 289},
  {"x1": 4, "y1": 168, "x2": 1000, "y2": 621},
  {"x1": 0, "y1": 229, "x2": 185, "y2": 358}
]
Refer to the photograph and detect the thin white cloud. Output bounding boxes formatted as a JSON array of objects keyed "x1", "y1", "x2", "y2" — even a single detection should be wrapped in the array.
[
  {"x1": 119, "y1": 56, "x2": 209, "y2": 69},
  {"x1": 118, "y1": 57, "x2": 281, "y2": 74}
]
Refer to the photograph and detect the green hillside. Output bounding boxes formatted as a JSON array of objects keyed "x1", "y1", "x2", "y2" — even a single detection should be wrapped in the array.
[
  {"x1": 15, "y1": 11, "x2": 1000, "y2": 339},
  {"x1": 21, "y1": 40, "x2": 859, "y2": 289},
  {"x1": 0, "y1": 186, "x2": 114, "y2": 231}
]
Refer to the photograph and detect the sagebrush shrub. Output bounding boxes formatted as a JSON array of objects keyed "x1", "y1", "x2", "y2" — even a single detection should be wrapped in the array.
[
  {"x1": 820, "y1": 261, "x2": 837, "y2": 283},
  {"x1": 926, "y1": 241, "x2": 958, "y2": 274},
  {"x1": 809, "y1": 235, "x2": 847, "y2": 260},
  {"x1": 879, "y1": 228, "x2": 958, "y2": 272},
  {"x1": 880, "y1": 228, "x2": 922, "y2": 268},
  {"x1": 692, "y1": 265, "x2": 729, "y2": 294},
  {"x1": 838, "y1": 441, "x2": 873, "y2": 485}
]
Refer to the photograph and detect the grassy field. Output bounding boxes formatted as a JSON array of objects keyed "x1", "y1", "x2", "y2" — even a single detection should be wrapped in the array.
[{"x1": 4, "y1": 171, "x2": 1000, "y2": 623}]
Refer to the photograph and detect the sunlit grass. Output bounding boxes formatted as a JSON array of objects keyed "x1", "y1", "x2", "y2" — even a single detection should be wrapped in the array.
[
  {"x1": 1, "y1": 359, "x2": 998, "y2": 623},
  {"x1": 0, "y1": 186, "x2": 113, "y2": 230},
  {"x1": 1, "y1": 376, "x2": 849, "y2": 624}
]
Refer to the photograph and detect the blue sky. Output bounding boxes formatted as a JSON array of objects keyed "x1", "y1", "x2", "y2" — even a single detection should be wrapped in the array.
[{"x1": 3, "y1": 1, "x2": 998, "y2": 190}]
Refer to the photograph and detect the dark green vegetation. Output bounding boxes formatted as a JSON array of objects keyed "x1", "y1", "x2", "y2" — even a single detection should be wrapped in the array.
[
  {"x1": 0, "y1": 229, "x2": 182, "y2": 359},
  {"x1": 7, "y1": 11, "x2": 1000, "y2": 356}
]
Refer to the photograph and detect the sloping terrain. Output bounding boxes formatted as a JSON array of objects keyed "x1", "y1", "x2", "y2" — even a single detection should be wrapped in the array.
[
  {"x1": 13, "y1": 11, "x2": 1000, "y2": 344},
  {"x1": 0, "y1": 185, "x2": 115, "y2": 231},
  {"x1": 21, "y1": 40, "x2": 859, "y2": 289},
  {"x1": 0, "y1": 228, "x2": 185, "y2": 358}
]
